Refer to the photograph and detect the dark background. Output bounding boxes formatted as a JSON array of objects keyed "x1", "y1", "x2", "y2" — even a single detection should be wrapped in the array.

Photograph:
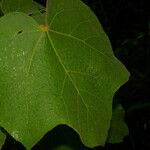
[{"x1": 2, "y1": 0, "x2": 150, "y2": 150}]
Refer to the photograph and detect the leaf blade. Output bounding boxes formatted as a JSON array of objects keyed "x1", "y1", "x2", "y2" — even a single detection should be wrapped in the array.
[
  {"x1": 107, "y1": 105, "x2": 129, "y2": 143},
  {"x1": 0, "y1": 129, "x2": 5, "y2": 149},
  {"x1": 0, "y1": 0, "x2": 129, "y2": 149},
  {"x1": 1, "y1": 0, "x2": 43, "y2": 14}
]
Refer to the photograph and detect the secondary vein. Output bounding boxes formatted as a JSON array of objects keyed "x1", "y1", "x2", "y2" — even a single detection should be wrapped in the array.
[{"x1": 26, "y1": 33, "x2": 43, "y2": 76}]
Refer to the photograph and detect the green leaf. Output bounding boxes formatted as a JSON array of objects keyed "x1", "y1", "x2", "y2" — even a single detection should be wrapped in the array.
[
  {"x1": 1, "y1": 0, "x2": 43, "y2": 14},
  {"x1": 31, "y1": 11, "x2": 45, "y2": 24},
  {"x1": 53, "y1": 145, "x2": 73, "y2": 150},
  {"x1": 107, "y1": 105, "x2": 129, "y2": 143},
  {"x1": 1, "y1": 0, "x2": 45, "y2": 23},
  {"x1": 0, "y1": 129, "x2": 6, "y2": 149},
  {"x1": 0, "y1": 10, "x2": 3, "y2": 18},
  {"x1": 0, "y1": 0, "x2": 129, "y2": 149},
  {"x1": 0, "y1": 1, "x2": 3, "y2": 17}
]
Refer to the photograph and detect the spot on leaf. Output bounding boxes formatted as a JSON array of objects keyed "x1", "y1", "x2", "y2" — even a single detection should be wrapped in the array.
[
  {"x1": 40, "y1": 24, "x2": 49, "y2": 32},
  {"x1": 17, "y1": 30, "x2": 23, "y2": 34}
]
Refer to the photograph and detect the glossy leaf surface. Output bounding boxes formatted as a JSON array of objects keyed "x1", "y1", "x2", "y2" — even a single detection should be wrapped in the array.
[{"x1": 0, "y1": 0, "x2": 129, "y2": 149}]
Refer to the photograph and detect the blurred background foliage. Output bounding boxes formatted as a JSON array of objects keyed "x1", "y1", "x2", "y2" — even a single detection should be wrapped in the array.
[{"x1": 0, "y1": 0, "x2": 149, "y2": 150}]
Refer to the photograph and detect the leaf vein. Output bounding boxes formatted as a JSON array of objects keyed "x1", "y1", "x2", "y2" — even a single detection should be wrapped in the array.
[
  {"x1": 26, "y1": 33, "x2": 43, "y2": 76},
  {"x1": 60, "y1": 75, "x2": 69, "y2": 121},
  {"x1": 46, "y1": 31, "x2": 89, "y2": 117},
  {"x1": 49, "y1": 29, "x2": 114, "y2": 63}
]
